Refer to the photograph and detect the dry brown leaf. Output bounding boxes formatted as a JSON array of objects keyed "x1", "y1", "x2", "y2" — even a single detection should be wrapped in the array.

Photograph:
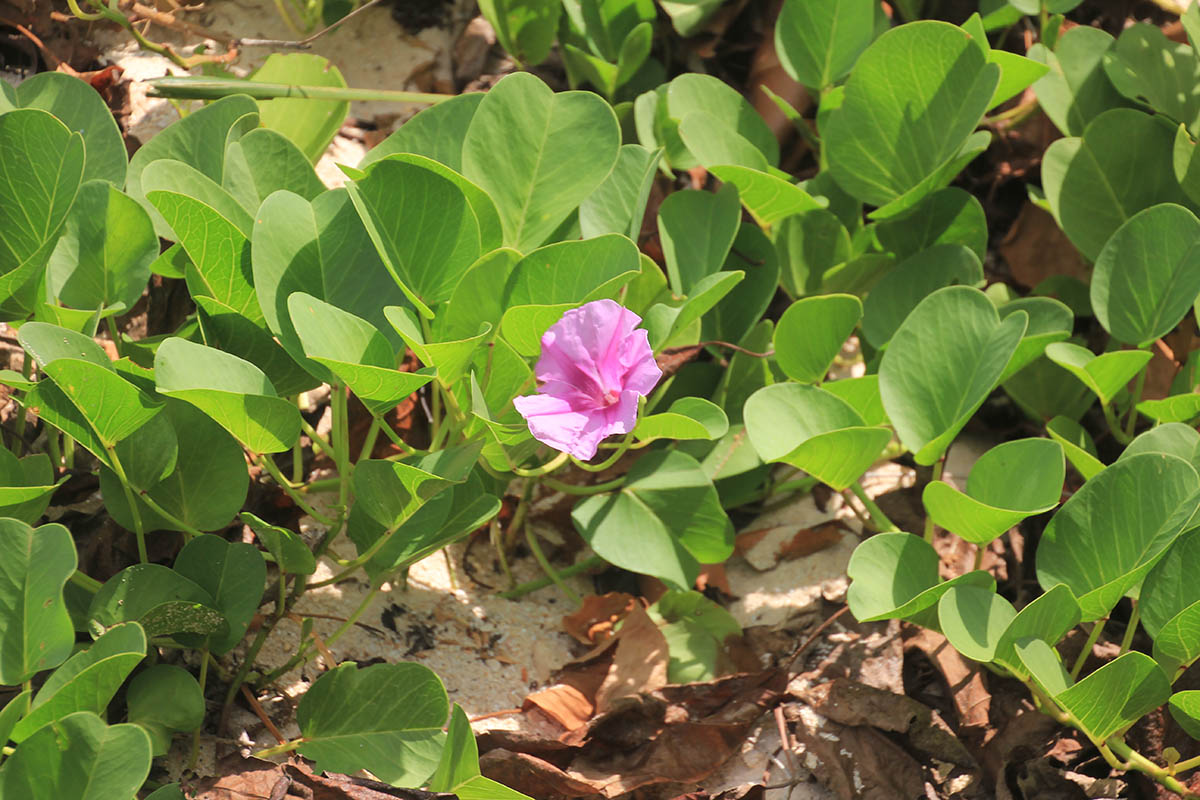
[
  {"x1": 999, "y1": 202, "x2": 1091, "y2": 289},
  {"x1": 562, "y1": 593, "x2": 636, "y2": 645},
  {"x1": 790, "y1": 712, "x2": 928, "y2": 800},
  {"x1": 191, "y1": 754, "x2": 289, "y2": 800},
  {"x1": 735, "y1": 521, "x2": 845, "y2": 571},
  {"x1": 524, "y1": 683, "x2": 595, "y2": 732},
  {"x1": 594, "y1": 602, "x2": 669, "y2": 713},
  {"x1": 696, "y1": 562, "x2": 734, "y2": 597},
  {"x1": 904, "y1": 627, "x2": 992, "y2": 732}
]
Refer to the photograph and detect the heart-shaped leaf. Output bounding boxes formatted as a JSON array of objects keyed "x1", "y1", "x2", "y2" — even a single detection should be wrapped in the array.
[
  {"x1": 0, "y1": 520, "x2": 76, "y2": 684},
  {"x1": 580, "y1": 144, "x2": 662, "y2": 240},
  {"x1": 14, "y1": 72, "x2": 126, "y2": 186},
  {"x1": 861, "y1": 244, "x2": 983, "y2": 349},
  {"x1": 873, "y1": 187, "x2": 987, "y2": 261},
  {"x1": 9, "y1": 622, "x2": 146, "y2": 742},
  {"x1": 1137, "y1": 393, "x2": 1200, "y2": 424},
  {"x1": 0, "y1": 712, "x2": 151, "y2": 800},
  {"x1": 775, "y1": 209, "x2": 852, "y2": 298},
  {"x1": 774, "y1": 0, "x2": 874, "y2": 90},
  {"x1": 1044, "y1": 342, "x2": 1152, "y2": 405},
  {"x1": 708, "y1": 166, "x2": 823, "y2": 229},
  {"x1": 1030, "y1": 25, "x2": 1131, "y2": 137},
  {"x1": 462, "y1": 72, "x2": 620, "y2": 251},
  {"x1": 155, "y1": 337, "x2": 300, "y2": 454},
  {"x1": 923, "y1": 438, "x2": 1064, "y2": 544},
  {"x1": 173, "y1": 536, "x2": 266, "y2": 654},
  {"x1": 251, "y1": 53, "x2": 349, "y2": 162},
  {"x1": 1153, "y1": 600, "x2": 1200, "y2": 676},
  {"x1": 359, "y1": 92, "x2": 482, "y2": 173},
  {"x1": 774, "y1": 294, "x2": 862, "y2": 383},
  {"x1": 937, "y1": 584, "x2": 1015, "y2": 663},
  {"x1": 242, "y1": 513, "x2": 316, "y2": 576},
  {"x1": 0, "y1": 449, "x2": 61, "y2": 524},
  {"x1": 221, "y1": 127, "x2": 324, "y2": 215},
  {"x1": 744, "y1": 383, "x2": 892, "y2": 491},
  {"x1": 1046, "y1": 415, "x2": 1105, "y2": 480},
  {"x1": 880, "y1": 286, "x2": 1026, "y2": 465},
  {"x1": 847, "y1": 532, "x2": 994, "y2": 622},
  {"x1": 634, "y1": 397, "x2": 729, "y2": 444},
  {"x1": 297, "y1": 661, "x2": 449, "y2": 786},
  {"x1": 657, "y1": 184, "x2": 740, "y2": 294},
  {"x1": 126, "y1": 664, "x2": 205, "y2": 755},
  {"x1": 1057, "y1": 653, "x2": 1171, "y2": 743},
  {"x1": 1140, "y1": 527, "x2": 1200, "y2": 640},
  {"x1": 824, "y1": 22, "x2": 999, "y2": 208},
  {"x1": 1103, "y1": 23, "x2": 1200, "y2": 135},
  {"x1": 1037, "y1": 453, "x2": 1199, "y2": 621},
  {"x1": 386, "y1": 306, "x2": 493, "y2": 389},
  {"x1": 1168, "y1": 691, "x2": 1200, "y2": 739},
  {"x1": 1120, "y1": 423, "x2": 1200, "y2": 472},
  {"x1": 1090, "y1": 204, "x2": 1200, "y2": 347},
  {"x1": 998, "y1": 296, "x2": 1074, "y2": 382},
  {"x1": 572, "y1": 450, "x2": 733, "y2": 589},
  {"x1": 993, "y1": 584, "x2": 1081, "y2": 676},
  {"x1": 87, "y1": 564, "x2": 222, "y2": 640}
]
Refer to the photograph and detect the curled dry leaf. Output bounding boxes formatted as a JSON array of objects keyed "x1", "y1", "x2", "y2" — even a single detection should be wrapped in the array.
[{"x1": 562, "y1": 592, "x2": 637, "y2": 645}]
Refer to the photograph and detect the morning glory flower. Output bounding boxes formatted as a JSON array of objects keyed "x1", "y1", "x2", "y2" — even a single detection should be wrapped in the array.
[{"x1": 513, "y1": 299, "x2": 662, "y2": 461}]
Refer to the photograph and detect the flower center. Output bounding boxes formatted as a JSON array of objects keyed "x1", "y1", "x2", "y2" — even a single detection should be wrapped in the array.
[{"x1": 601, "y1": 389, "x2": 620, "y2": 407}]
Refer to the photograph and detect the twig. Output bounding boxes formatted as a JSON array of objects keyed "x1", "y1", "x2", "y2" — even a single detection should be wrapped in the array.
[
  {"x1": 235, "y1": 0, "x2": 385, "y2": 48},
  {"x1": 786, "y1": 605, "x2": 850, "y2": 671},
  {"x1": 659, "y1": 340, "x2": 775, "y2": 358},
  {"x1": 0, "y1": 18, "x2": 78, "y2": 75},
  {"x1": 240, "y1": 685, "x2": 287, "y2": 745}
]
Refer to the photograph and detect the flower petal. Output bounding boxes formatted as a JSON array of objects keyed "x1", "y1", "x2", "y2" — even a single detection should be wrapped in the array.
[
  {"x1": 618, "y1": 328, "x2": 662, "y2": 397},
  {"x1": 512, "y1": 393, "x2": 615, "y2": 461},
  {"x1": 535, "y1": 299, "x2": 644, "y2": 402}
]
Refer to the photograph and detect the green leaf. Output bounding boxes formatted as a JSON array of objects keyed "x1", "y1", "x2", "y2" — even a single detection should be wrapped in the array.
[
  {"x1": 1103, "y1": 24, "x2": 1200, "y2": 135},
  {"x1": 1037, "y1": 453, "x2": 1199, "y2": 621},
  {"x1": 824, "y1": 22, "x2": 999, "y2": 207},
  {"x1": 87, "y1": 563, "x2": 221, "y2": 639},
  {"x1": 0, "y1": 712, "x2": 151, "y2": 800},
  {"x1": 634, "y1": 397, "x2": 729, "y2": 444},
  {"x1": 572, "y1": 450, "x2": 733, "y2": 589},
  {"x1": 774, "y1": 0, "x2": 874, "y2": 90},
  {"x1": 347, "y1": 157, "x2": 481, "y2": 314},
  {"x1": 0, "y1": 520, "x2": 76, "y2": 684},
  {"x1": 154, "y1": 337, "x2": 301, "y2": 453},
  {"x1": 1030, "y1": 26, "x2": 1131, "y2": 137},
  {"x1": 101, "y1": 399, "x2": 248, "y2": 533},
  {"x1": 14, "y1": 72, "x2": 126, "y2": 186},
  {"x1": 644, "y1": 271, "x2": 744, "y2": 350},
  {"x1": 195, "y1": 295, "x2": 319, "y2": 398},
  {"x1": 462, "y1": 72, "x2": 620, "y2": 251},
  {"x1": 580, "y1": 144, "x2": 662, "y2": 240},
  {"x1": 998, "y1": 296, "x2": 1074, "y2": 382},
  {"x1": 823, "y1": 375, "x2": 887, "y2": 426},
  {"x1": 126, "y1": 664, "x2": 205, "y2": 756},
  {"x1": 703, "y1": 223, "x2": 781, "y2": 346},
  {"x1": 1015, "y1": 638, "x2": 1073, "y2": 698},
  {"x1": 126, "y1": 94, "x2": 258, "y2": 228},
  {"x1": 252, "y1": 188, "x2": 411, "y2": 372},
  {"x1": 937, "y1": 585, "x2": 1015, "y2": 663},
  {"x1": 37, "y1": 359, "x2": 163, "y2": 456},
  {"x1": 174, "y1": 536, "x2": 265, "y2": 654},
  {"x1": 1058, "y1": 652, "x2": 1171, "y2": 742},
  {"x1": 1043, "y1": 109, "x2": 1191, "y2": 261},
  {"x1": 500, "y1": 303, "x2": 575, "y2": 357},
  {"x1": 385, "y1": 306, "x2": 492, "y2": 389},
  {"x1": 861, "y1": 244, "x2": 983, "y2": 348},
  {"x1": 9, "y1": 623, "x2": 146, "y2": 743},
  {"x1": 45, "y1": 181, "x2": 157, "y2": 314},
  {"x1": 288, "y1": 293, "x2": 433, "y2": 415},
  {"x1": 1141, "y1": 527, "x2": 1200, "y2": 639},
  {"x1": 657, "y1": 184, "x2": 740, "y2": 294},
  {"x1": 1004, "y1": 355, "x2": 1095, "y2": 423},
  {"x1": 251, "y1": 53, "x2": 348, "y2": 162},
  {"x1": 666, "y1": 74, "x2": 779, "y2": 168},
  {"x1": 1091, "y1": 204, "x2": 1200, "y2": 347},
  {"x1": 0, "y1": 688, "x2": 30, "y2": 749},
  {"x1": 873, "y1": 187, "x2": 987, "y2": 261},
  {"x1": 436, "y1": 248, "x2": 522, "y2": 342},
  {"x1": 503, "y1": 234, "x2": 642, "y2": 307},
  {"x1": 297, "y1": 661, "x2": 449, "y2": 786},
  {"x1": 477, "y1": 0, "x2": 561, "y2": 65},
  {"x1": 708, "y1": 166, "x2": 823, "y2": 229},
  {"x1": 0, "y1": 110, "x2": 84, "y2": 312},
  {"x1": 775, "y1": 209, "x2": 852, "y2": 298},
  {"x1": 993, "y1": 584, "x2": 1081, "y2": 676},
  {"x1": 880, "y1": 286, "x2": 1026, "y2": 465},
  {"x1": 359, "y1": 93, "x2": 482, "y2": 173},
  {"x1": 222, "y1": 127, "x2": 324, "y2": 215},
  {"x1": 744, "y1": 383, "x2": 892, "y2": 491},
  {"x1": 1121, "y1": 422, "x2": 1200, "y2": 473},
  {"x1": 988, "y1": 49, "x2": 1049, "y2": 109},
  {"x1": 0, "y1": 449, "x2": 61, "y2": 524},
  {"x1": 353, "y1": 445, "x2": 478, "y2": 532},
  {"x1": 1153, "y1": 600, "x2": 1200, "y2": 675},
  {"x1": 377, "y1": 153, "x2": 503, "y2": 254},
  {"x1": 1046, "y1": 415, "x2": 1105, "y2": 480},
  {"x1": 1138, "y1": 393, "x2": 1200, "y2": 424},
  {"x1": 923, "y1": 438, "x2": 1064, "y2": 544},
  {"x1": 774, "y1": 294, "x2": 862, "y2": 383},
  {"x1": 677, "y1": 112, "x2": 769, "y2": 172},
  {"x1": 1169, "y1": 691, "x2": 1200, "y2": 739},
  {"x1": 847, "y1": 532, "x2": 995, "y2": 622},
  {"x1": 648, "y1": 589, "x2": 743, "y2": 683},
  {"x1": 1044, "y1": 342, "x2": 1152, "y2": 405},
  {"x1": 429, "y1": 704, "x2": 480, "y2": 793},
  {"x1": 1177, "y1": 125, "x2": 1200, "y2": 207},
  {"x1": 658, "y1": 0, "x2": 723, "y2": 36},
  {"x1": 242, "y1": 513, "x2": 316, "y2": 575}
]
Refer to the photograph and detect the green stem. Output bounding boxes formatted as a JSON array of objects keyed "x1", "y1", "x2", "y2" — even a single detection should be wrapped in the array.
[
  {"x1": 148, "y1": 78, "x2": 456, "y2": 105},
  {"x1": 923, "y1": 459, "x2": 944, "y2": 544},
  {"x1": 498, "y1": 554, "x2": 605, "y2": 600},
  {"x1": 291, "y1": 430, "x2": 304, "y2": 485},
  {"x1": 541, "y1": 475, "x2": 625, "y2": 495},
  {"x1": 357, "y1": 416, "x2": 382, "y2": 463},
  {"x1": 376, "y1": 420, "x2": 419, "y2": 457},
  {"x1": 512, "y1": 451, "x2": 569, "y2": 478},
  {"x1": 1118, "y1": 600, "x2": 1140, "y2": 656},
  {"x1": 332, "y1": 385, "x2": 351, "y2": 520},
  {"x1": 298, "y1": 418, "x2": 336, "y2": 462},
  {"x1": 1105, "y1": 738, "x2": 1199, "y2": 797},
  {"x1": 106, "y1": 317, "x2": 124, "y2": 360},
  {"x1": 849, "y1": 481, "x2": 899, "y2": 532},
  {"x1": 572, "y1": 431, "x2": 635, "y2": 473},
  {"x1": 1174, "y1": 752, "x2": 1200, "y2": 774},
  {"x1": 524, "y1": 522, "x2": 581, "y2": 606},
  {"x1": 1102, "y1": 401, "x2": 1133, "y2": 445},
  {"x1": 251, "y1": 738, "x2": 303, "y2": 760},
  {"x1": 223, "y1": 614, "x2": 280, "y2": 713},
  {"x1": 325, "y1": 584, "x2": 381, "y2": 648},
  {"x1": 257, "y1": 454, "x2": 337, "y2": 527},
  {"x1": 1070, "y1": 617, "x2": 1106, "y2": 680},
  {"x1": 46, "y1": 431, "x2": 61, "y2": 470},
  {"x1": 70, "y1": 570, "x2": 101, "y2": 593},
  {"x1": 188, "y1": 649, "x2": 210, "y2": 770},
  {"x1": 305, "y1": 521, "x2": 403, "y2": 588},
  {"x1": 107, "y1": 446, "x2": 147, "y2": 563},
  {"x1": 1125, "y1": 363, "x2": 1148, "y2": 438}
]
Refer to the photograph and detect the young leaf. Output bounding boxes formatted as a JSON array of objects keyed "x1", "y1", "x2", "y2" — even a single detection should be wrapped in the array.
[
  {"x1": 1169, "y1": 691, "x2": 1200, "y2": 739},
  {"x1": 297, "y1": 661, "x2": 449, "y2": 786},
  {"x1": 1044, "y1": 342, "x2": 1152, "y2": 406},
  {"x1": 997, "y1": 296, "x2": 1074, "y2": 382},
  {"x1": 429, "y1": 705, "x2": 532, "y2": 799},
  {"x1": 580, "y1": 144, "x2": 662, "y2": 240},
  {"x1": 923, "y1": 438, "x2": 1064, "y2": 544},
  {"x1": 154, "y1": 337, "x2": 301, "y2": 454},
  {"x1": 0, "y1": 712, "x2": 151, "y2": 800},
  {"x1": 1037, "y1": 453, "x2": 1199, "y2": 621},
  {"x1": 251, "y1": 53, "x2": 349, "y2": 163},
  {"x1": 634, "y1": 397, "x2": 729, "y2": 444},
  {"x1": 0, "y1": 520, "x2": 76, "y2": 684},
  {"x1": 775, "y1": 209, "x2": 853, "y2": 299},
  {"x1": 386, "y1": 306, "x2": 493, "y2": 388},
  {"x1": 462, "y1": 72, "x2": 620, "y2": 251},
  {"x1": 847, "y1": 532, "x2": 994, "y2": 622},
  {"x1": 774, "y1": 0, "x2": 874, "y2": 90},
  {"x1": 477, "y1": 0, "x2": 561, "y2": 65},
  {"x1": 703, "y1": 224, "x2": 781, "y2": 346},
  {"x1": 708, "y1": 166, "x2": 823, "y2": 229},
  {"x1": 436, "y1": 248, "x2": 522, "y2": 342},
  {"x1": 242, "y1": 513, "x2": 316, "y2": 576},
  {"x1": 9, "y1": 622, "x2": 146, "y2": 743},
  {"x1": 222, "y1": 127, "x2": 325, "y2": 214},
  {"x1": 823, "y1": 22, "x2": 999, "y2": 208},
  {"x1": 774, "y1": 294, "x2": 862, "y2": 383},
  {"x1": 666, "y1": 74, "x2": 779, "y2": 167},
  {"x1": 880, "y1": 286, "x2": 1026, "y2": 465},
  {"x1": 993, "y1": 584, "x2": 1081, "y2": 676},
  {"x1": 1090, "y1": 204, "x2": 1200, "y2": 347},
  {"x1": 572, "y1": 450, "x2": 733, "y2": 589},
  {"x1": 126, "y1": 665, "x2": 205, "y2": 756},
  {"x1": 1153, "y1": 601, "x2": 1200, "y2": 676},
  {"x1": 1046, "y1": 416, "x2": 1105, "y2": 480}
]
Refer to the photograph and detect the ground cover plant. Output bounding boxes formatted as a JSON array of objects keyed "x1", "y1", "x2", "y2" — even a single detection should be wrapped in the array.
[{"x1": 3, "y1": 0, "x2": 1200, "y2": 797}]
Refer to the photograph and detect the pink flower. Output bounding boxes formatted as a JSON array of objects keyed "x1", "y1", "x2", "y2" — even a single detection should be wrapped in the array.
[{"x1": 513, "y1": 299, "x2": 662, "y2": 461}]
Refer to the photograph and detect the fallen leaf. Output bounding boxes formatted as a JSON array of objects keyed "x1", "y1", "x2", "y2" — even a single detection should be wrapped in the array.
[
  {"x1": 562, "y1": 593, "x2": 636, "y2": 645},
  {"x1": 594, "y1": 602, "x2": 669, "y2": 713},
  {"x1": 904, "y1": 627, "x2": 992, "y2": 733},
  {"x1": 999, "y1": 202, "x2": 1091, "y2": 289},
  {"x1": 789, "y1": 707, "x2": 928, "y2": 800},
  {"x1": 524, "y1": 684, "x2": 595, "y2": 732}
]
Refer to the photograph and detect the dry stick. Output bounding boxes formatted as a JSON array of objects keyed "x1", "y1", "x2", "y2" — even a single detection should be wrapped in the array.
[
  {"x1": 786, "y1": 605, "x2": 850, "y2": 672},
  {"x1": 241, "y1": 684, "x2": 288, "y2": 745},
  {"x1": 659, "y1": 340, "x2": 775, "y2": 359},
  {"x1": 0, "y1": 18, "x2": 78, "y2": 74}
]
